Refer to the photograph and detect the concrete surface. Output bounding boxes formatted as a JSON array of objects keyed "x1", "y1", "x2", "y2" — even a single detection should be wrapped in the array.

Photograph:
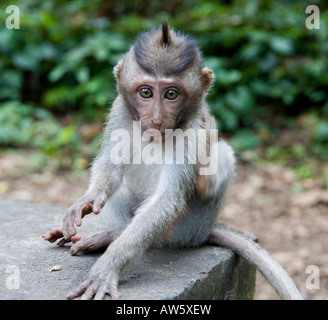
[{"x1": 0, "y1": 199, "x2": 256, "y2": 300}]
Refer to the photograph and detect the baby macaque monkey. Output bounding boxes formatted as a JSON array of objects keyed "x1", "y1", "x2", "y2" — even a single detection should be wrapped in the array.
[{"x1": 44, "y1": 23, "x2": 302, "y2": 300}]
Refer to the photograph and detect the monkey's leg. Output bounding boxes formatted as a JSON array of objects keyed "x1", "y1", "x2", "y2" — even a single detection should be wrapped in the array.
[
  {"x1": 70, "y1": 230, "x2": 121, "y2": 255},
  {"x1": 162, "y1": 138, "x2": 236, "y2": 247},
  {"x1": 207, "y1": 225, "x2": 303, "y2": 300},
  {"x1": 161, "y1": 197, "x2": 220, "y2": 248}
]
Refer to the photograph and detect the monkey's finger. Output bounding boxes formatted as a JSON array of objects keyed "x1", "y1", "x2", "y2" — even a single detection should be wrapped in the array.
[
  {"x1": 82, "y1": 272, "x2": 90, "y2": 282},
  {"x1": 70, "y1": 243, "x2": 81, "y2": 256},
  {"x1": 94, "y1": 283, "x2": 107, "y2": 300},
  {"x1": 74, "y1": 212, "x2": 83, "y2": 227},
  {"x1": 81, "y1": 203, "x2": 93, "y2": 217},
  {"x1": 62, "y1": 214, "x2": 71, "y2": 240},
  {"x1": 57, "y1": 235, "x2": 78, "y2": 247},
  {"x1": 75, "y1": 203, "x2": 93, "y2": 227},
  {"x1": 93, "y1": 198, "x2": 105, "y2": 214},
  {"x1": 100, "y1": 276, "x2": 119, "y2": 300},
  {"x1": 42, "y1": 229, "x2": 63, "y2": 243},
  {"x1": 108, "y1": 284, "x2": 119, "y2": 300},
  {"x1": 57, "y1": 238, "x2": 68, "y2": 247},
  {"x1": 68, "y1": 208, "x2": 78, "y2": 235},
  {"x1": 69, "y1": 236, "x2": 88, "y2": 256},
  {"x1": 63, "y1": 209, "x2": 78, "y2": 240},
  {"x1": 67, "y1": 279, "x2": 91, "y2": 300},
  {"x1": 80, "y1": 280, "x2": 100, "y2": 300},
  {"x1": 71, "y1": 234, "x2": 82, "y2": 243}
]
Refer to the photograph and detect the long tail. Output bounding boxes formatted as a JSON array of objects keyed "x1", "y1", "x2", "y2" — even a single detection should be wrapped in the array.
[{"x1": 207, "y1": 225, "x2": 303, "y2": 300}]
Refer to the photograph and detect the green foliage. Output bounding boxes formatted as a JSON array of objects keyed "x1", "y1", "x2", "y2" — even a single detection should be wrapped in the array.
[
  {"x1": 230, "y1": 130, "x2": 260, "y2": 151},
  {"x1": 0, "y1": 0, "x2": 328, "y2": 168},
  {"x1": 0, "y1": 101, "x2": 82, "y2": 168},
  {"x1": 298, "y1": 111, "x2": 328, "y2": 160},
  {"x1": 293, "y1": 163, "x2": 316, "y2": 180}
]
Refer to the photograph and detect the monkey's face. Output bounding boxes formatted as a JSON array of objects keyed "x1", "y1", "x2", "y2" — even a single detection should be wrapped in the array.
[
  {"x1": 114, "y1": 23, "x2": 215, "y2": 141},
  {"x1": 127, "y1": 74, "x2": 189, "y2": 140}
]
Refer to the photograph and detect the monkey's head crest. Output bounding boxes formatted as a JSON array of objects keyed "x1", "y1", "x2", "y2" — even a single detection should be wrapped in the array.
[
  {"x1": 160, "y1": 21, "x2": 171, "y2": 47},
  {"x1": 133, "y1": 22, "x2": 203, "y2": 77}
]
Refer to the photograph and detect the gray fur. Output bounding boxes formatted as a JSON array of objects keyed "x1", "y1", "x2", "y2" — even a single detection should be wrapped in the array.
[{"x1": 134, "y1": 22, "x2": 202, "y2": 77}]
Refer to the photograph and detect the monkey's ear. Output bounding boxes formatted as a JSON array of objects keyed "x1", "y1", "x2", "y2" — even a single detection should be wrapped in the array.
[
  {"x1": 201, "y1": 67, "x2": 214, "y2": 92},
  {"x1": 113, "y1": 60, "x2": 123, "y2": 80}
]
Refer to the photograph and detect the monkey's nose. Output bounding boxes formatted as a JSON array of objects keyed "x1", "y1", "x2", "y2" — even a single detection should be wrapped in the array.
[{"x1": 152, "y1": 120, "x2": 163, "y2": 130}]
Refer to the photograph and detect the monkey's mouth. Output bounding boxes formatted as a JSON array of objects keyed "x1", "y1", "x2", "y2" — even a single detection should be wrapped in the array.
[
  {"x1": 143, "y1": 128, "x2": 166, "y2": 142},
  {"x1": 146, "y1": 128, "x2": 162, "y2": 136},
  {"x1": 142, "y1": 122, "x2": 178, "y2": 142}
]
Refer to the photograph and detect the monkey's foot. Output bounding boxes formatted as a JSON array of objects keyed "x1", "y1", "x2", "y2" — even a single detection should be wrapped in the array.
[
  {"x1": 67, "y1": 255, "x2": 119, "y2": 300},
  {"x1": 43, "y1": 229, "x2": 82, "y2": 246},
  {"x1": 70, "y1": 231, "x2": 119, "y2": 255}
]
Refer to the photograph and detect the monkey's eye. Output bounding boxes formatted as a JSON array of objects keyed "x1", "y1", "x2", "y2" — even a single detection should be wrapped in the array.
[
  {"x1": 164, "y1": 89, "x2": 179, "y2": 100},
  {"x1": 138, "y1": 88, "x2": 153, "y2": 99}
]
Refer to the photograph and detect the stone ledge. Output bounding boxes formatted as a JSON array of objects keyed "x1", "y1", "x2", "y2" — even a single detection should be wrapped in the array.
[{"x1": 0, "y1": 199, "x2": 256, "y2": 300}]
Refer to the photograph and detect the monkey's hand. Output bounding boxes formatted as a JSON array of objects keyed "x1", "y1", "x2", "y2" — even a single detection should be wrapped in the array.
[
  {"x1": 62, "y1": 192, "x2": 107, "y2": 241},
  {"x1": 43, "y1": 229, "x2": 82, "y2": 247},
  {"x1": 67, "y1": 252, "x2": 119, "y2": 300},
  {"x1": 43, "y1": 192, "x2": 106, "y2": 246}
]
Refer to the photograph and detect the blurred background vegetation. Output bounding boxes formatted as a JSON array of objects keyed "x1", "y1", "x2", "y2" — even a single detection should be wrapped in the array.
[{"x1": 0, "y1": 0, "x2": 328, "y2": 191}]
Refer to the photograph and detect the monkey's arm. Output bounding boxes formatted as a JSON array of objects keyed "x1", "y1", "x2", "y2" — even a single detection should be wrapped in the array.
[
  {"x1": 43, "y1": 152, "x2": 122, "y2": 245},
  {"x1": 44, "y1": 106, "x2": 125, "y2": 244},
  {"x1": 67, "y1": 164, "x2": 196, "y2": 300}
]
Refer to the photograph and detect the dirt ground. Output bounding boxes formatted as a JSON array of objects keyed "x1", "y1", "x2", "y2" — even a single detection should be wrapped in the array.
[{"x1": 0, "y1": 151, "x2": 327, "y2": 300}]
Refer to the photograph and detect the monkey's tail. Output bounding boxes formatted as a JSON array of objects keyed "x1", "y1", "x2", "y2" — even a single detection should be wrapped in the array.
[{"x1": 208, "y1": 225, "x2": 303, "y2": 300}]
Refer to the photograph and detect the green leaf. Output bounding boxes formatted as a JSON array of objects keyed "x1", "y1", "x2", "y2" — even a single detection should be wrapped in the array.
[
  {"x1": 230, "y1": 130, "x2": 260, "y2": 151},
  {"x1": 76, "y1": 66, "x2": 90, "y2": 84},
  {"x1": 57, "y1": 125, "x2": 77, "y2": 145},
  {"x1": 313, "y1": 122, "x2": 328, "y2": 142},
  {"x1": 216, "y1": 70, "x2": 242, "y2": 85},
  {"x1": 270, "y1": 36, "x2": 294, "y2": 55},
  {"x1": 12, "y1": 53, "x2": 39, "y2": 71},
  {"x1": 48, "y1": 64, "x2": 70, "y2": 82},
  {"x1": 225, "y1": 86, "x2": 255, "y2": 113},
  {"x1": 293, "y1": 164, "x2": 315, "y2": 180}
]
